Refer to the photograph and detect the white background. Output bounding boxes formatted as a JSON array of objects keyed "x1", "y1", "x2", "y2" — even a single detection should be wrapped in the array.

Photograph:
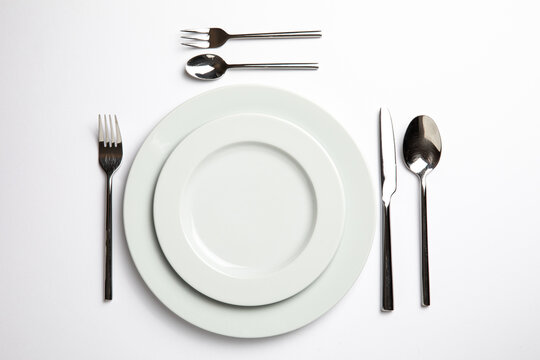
[{"x1": 1, "y1": 0, "x2": 539, "y2": 359}]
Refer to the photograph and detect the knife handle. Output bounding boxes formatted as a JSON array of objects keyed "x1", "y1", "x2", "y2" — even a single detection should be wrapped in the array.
[{"x1": 382, "y1": 203, "x2": 394, "y2": 311}]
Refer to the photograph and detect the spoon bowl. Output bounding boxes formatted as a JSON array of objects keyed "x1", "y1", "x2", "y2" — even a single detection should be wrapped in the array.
[
  {"x1": 403, "y1": 116, "x2": 442, "y2": 177},
  {"x1": 185, "y1": 54, "x2": 228, "y2": 80},
  {"x1": 403, "y1": 115, "x2": 442, "y2": 307}
]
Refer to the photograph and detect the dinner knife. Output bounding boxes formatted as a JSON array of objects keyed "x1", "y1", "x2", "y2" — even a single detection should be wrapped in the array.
[{"x1": 379, "y1": 108, "x2": 397, "y2": 311}]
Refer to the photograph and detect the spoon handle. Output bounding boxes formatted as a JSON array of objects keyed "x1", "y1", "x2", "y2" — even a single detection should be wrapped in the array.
[
  {"x1": 420, "y1": 176, "x2": 430, "y2": 306},
  {"x1": 228, "y1": 63, "x2": 318, "y2": 70},
  {"x1": 382, "y1": 203, "x2": 394, "y2": 311}
]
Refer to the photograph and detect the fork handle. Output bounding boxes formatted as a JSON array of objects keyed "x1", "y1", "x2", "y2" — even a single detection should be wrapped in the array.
[
  {"x1": 105, "y1": 174, "x2": 113, "y2": 301},
  {"x1": 230, "y1": 30, "x2": 321, "y2": 39}
]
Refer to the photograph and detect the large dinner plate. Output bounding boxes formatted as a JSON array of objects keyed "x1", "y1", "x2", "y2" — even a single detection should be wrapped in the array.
[
  {"x1": 123, "y1": 85, "x2": 375, "y2": 338},
  {"x1": 153, "y1": 113, "x2": 345, "y2": 306}
]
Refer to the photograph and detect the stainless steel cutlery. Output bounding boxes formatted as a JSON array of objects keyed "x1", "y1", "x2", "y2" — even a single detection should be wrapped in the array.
[
  {"x1": 379, "y1": 112, "x2": 442, "y2": 309},
  {"x1": 379, "y1": 108, "x2": 397, "y2": 311},
  {"x1": 185, "y1": 54, "x2": 318, "y2": 80},
  {"x1": 181, "y1": 28, "x2": 320, "y2": 79},
  {"x1": 403, "y1": 115, "x2": 442, "y2": 307},
  {"x1": 96, "y1": 24, "x2": 443, "y2": 310},
  {"x1": 181, "y1": 28, "x2": 321, "y2": 49},
  {"x1": 98, "y1": 115, "x2": 123, "y2": 301}
]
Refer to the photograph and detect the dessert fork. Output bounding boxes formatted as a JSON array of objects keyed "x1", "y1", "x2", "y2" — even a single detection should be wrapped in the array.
[
  {"x1": 181, "y1": 28, "x2": 321, "y2": 49},
  {"x1": 98, "y1": 115, "x2": 123, "y2": 301}
]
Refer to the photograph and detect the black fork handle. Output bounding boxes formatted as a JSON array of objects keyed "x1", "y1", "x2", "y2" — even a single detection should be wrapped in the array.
[{"x1": 105, "y1": 174, "x2": 113, "y2": 300}]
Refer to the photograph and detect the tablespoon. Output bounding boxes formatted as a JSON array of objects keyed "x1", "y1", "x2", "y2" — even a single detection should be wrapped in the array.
[
  {"x1": 403, "y1": 115, "x2": 442, "y2": 306},
  {"x1": 185, "y1": 54, "x2": 318, "y2": 80}
]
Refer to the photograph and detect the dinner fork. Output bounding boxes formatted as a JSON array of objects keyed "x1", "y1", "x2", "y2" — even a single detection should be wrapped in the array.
[
  {"x1": 98, "y1": 115, "x2": 122, "y2": 301},
  {"x1": 181, "y1": 28, "x2": 321, "y2": 49}
]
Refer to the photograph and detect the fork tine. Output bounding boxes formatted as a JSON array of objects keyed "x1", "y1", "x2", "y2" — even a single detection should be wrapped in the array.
[
  {"x1": 98, "y1": 115, "x2": 104, "y2": 143},
  {"x1": 108, "y1": 115, "x2": 114, "y2": 146},
  {"x1": 181, "y1": 28, "x2": 209, "y2": 34},
  {"x1": 104, "y1": 114, "x2": 109, "y2": 147},
  {"x1": 114, "y1": 115, "x2": 122, "y2": 144},
  {"x1": 181, "y1": 42, "x2": 209, "y2": 49},
  {"x1": 180, "y1": 35, "x2": 209, "y2": 41}
]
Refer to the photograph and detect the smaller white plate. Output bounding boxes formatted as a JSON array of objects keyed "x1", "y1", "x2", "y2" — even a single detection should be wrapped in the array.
[{"x1": 153, "y1": 113, "x2": 345, "y2": 306}]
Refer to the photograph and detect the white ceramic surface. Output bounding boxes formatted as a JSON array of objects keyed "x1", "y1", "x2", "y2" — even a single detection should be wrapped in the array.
[
  {"x1": 123, "y1": 85, "x2": 375, "y2": 338},
  {"x1": 153, "y1": 113, "x2": 345, "y2": 306}
]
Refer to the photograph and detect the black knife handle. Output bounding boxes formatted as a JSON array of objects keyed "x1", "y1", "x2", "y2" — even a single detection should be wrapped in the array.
[{"x1": 382, "y1": 203, "x2": 393, "y2": 311}]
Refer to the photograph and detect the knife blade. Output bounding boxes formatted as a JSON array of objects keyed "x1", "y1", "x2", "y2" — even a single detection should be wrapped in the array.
[{"x1": 379, "y1": 108, "x2": 397, "y2": 311}]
